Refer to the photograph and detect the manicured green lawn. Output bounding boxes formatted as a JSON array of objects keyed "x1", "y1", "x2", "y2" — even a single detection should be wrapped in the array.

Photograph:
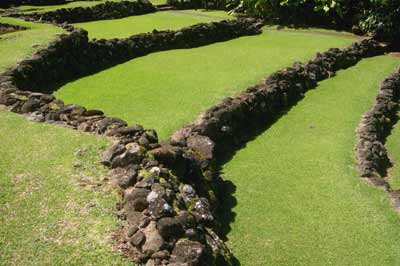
[
  {"x1": 386, "y1": 111, "x2": 400, "y2": 190},
  {"x1": 74, "y1": 10, "x2": 231, "y2": 39},
  {"x1": 221, "y1": 55, "x2": 400, "y2": 266},
  {"x1": 0, "y1": 18, "x2": 130, "y2": 265},
  {"x1": 0, "y1": 110, "x2": 132, "y2": 266},
  {"x1": 0, "y1": 17, "x2": 63, "y2": 73},
  {"x1": 150, "y1": 0, "x2": 166, "y2": 5},
  {"x1": 55, "y1": 29, "x2": 354, "y2": 140}
]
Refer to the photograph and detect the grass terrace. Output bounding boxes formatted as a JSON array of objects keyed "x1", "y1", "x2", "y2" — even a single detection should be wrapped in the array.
[
  {"x1": 0, "y1": 110, "x2": 132, "y2": 266},
  {"x1": 1, "y1": 2, "x2": 400, "y2": 266},
  {"x1": 0, "y1": 17, "x2": 63, "y2": 72},
  {"x1": 55, "y1": 28, "x2": 354, "y2": 139},
  {"x1": 386, "y1": 116, "x2": 400, "y2": 190},
  {"x1": 221, "y1": 55, "x2": 400, "y2": 266},
  {"x1": 74, "y1": 10, "x2": 231, "y2": 39},
  {"x1": 0, "y1": 17, "x2": 130, "y2": 265}
]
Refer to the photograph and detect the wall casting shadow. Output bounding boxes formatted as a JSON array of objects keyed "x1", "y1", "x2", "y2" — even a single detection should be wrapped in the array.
[{"x1": 213, "y1": 104, "x2": 299, "y2": 266}]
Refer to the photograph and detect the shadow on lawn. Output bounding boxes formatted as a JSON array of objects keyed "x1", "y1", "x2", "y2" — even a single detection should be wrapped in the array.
[{"x1": 213, "y1": 105, "x2": 296, "y2": 266}]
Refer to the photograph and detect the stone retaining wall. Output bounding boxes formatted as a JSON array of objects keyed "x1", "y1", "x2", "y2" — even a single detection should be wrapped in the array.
[
  {"x1": 0, "y1": 22, "x2": 27, "y2": 34},
  {"x1": 169, "y1": 39, "x2": 384, "y2": 161},
  {"x1": 9, "y1": 0, "x2": 156, "y2": 23},
  {"x1": 1, "y1": 19, "x2": 261, "y2": 93},
  {"x1": 98, "y1": 39, "x2": 384, "y2": 266},
  {"x1": 356, "y1": 68, "x2": 400, "y2": 190},
  {"x1": 0, "y1": 30, "x2": 387, "y2": 265}
]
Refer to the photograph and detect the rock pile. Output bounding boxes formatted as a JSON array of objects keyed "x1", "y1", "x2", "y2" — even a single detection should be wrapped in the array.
[{"x1": 10, "y1": 0, "x2": 157, "y2": 23}]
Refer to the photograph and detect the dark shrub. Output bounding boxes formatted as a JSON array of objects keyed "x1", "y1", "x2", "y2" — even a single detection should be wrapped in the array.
[{"x1": 359, "y1": 0, "x2": 400, "y2": 44}]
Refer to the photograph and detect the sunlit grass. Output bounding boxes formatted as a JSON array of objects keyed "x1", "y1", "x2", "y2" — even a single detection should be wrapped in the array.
[
  {"x1": 55, "y1": 28, "x2": 354, "y2": 139},
  {"x1": 74, "y1": 10, "x2": 231, "y2": 39},
  {"x1": 0, "y1": 110, "x2": 131, "y2": 266},
  {"x1": 222, "y1": 55, "x2": 400, "y2": 266},
  {"x1": 0, "y1": 17, "x2": 63, "y2": 73}
]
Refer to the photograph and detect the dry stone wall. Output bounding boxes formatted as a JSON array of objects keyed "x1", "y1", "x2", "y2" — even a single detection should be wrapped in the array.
[
  {"x1": 169, "y1": 39, "x2": 385, "y2": 160},
  {"x1": 0, "y1": 22, "x2": 27, "y2": 34},
  {"x1": 9, "y1": 0, "x2": 156, "y2": 23},
  {"x1": 2, "y1": 19, "x2": 262, "y2": 93},
  {"x1": 356, "y1": 68, "x2": 400, "y2": 190},
  {"x1": 0, "y1": 19, "x2": 389, "y2": 266}
]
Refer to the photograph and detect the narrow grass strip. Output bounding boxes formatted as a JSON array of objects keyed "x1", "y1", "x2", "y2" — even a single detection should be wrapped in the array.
[
  {"x1": 73, "y1": 10, "x2": 231, "y2": 39},
  {"x1": 221, "y1": 55, "x2": 400, "y2": 266}
]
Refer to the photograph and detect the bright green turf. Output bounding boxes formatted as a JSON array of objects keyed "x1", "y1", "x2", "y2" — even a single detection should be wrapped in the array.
[
  {"x1": 386, "y1": 108, "x2": 400, "y2": 190},
  {"x1": 0, "y1": 17, "x2": 130, "y2": 265},
  {"x1": 0, "y1": 17, "x2": 63, "y2": 73},
  {"x1": 55, "y1": 29, "x2": 354, "y2": 140},
  {"x1": 149, "y1": 0, "x2": 166, "y2": 4},
  {"x1": 0, "y1": 110, "x2": 132, "y2": 266},
  {"x1": 221, "y1": 55, "x2": 400, "y2": 266},
  {"x1": 74, "y1": 10, "x2": 231, "y2": 39}
]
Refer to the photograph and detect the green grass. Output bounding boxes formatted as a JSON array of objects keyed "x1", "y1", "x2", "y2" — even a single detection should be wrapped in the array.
[
  {"x1": 55, "y1": 29, "x2": 354, "y2": 140},
  {"x1": 386, "y1": 111, "x2": 400, "y2": 190},
  {"x1": 0, "y1": 17, "x2": 63, "y2": 73},
  {"x1": 220, "y1": 55, "x2": 400, "y2": 266},
  {"x1": 0, "y1": 17, "x2": 130, "y2": 265},
  {"x1": 74, "y1": 10, "x2": 231, "y2": 39},
  {"x1": 149, "y1": 0, "x2": 166, "y2": 5},
  {"x1": 0, "y1": 110, "x2": 131, "y2": 266}
]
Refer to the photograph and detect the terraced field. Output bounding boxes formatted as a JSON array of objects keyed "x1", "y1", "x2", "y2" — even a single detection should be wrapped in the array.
[
  {"x1": 55, "y1": 29, "x2": 354, "y2": 139},
  {"x1": 0, "y1": 17, "x2": 63, "y2": 72},
  {"x1": 221, "y1": 55, "x2": 400, "y2": 266},
  {"x1": 74, "y1": 10, "x2": 231, "y2": 39},
  {"x1": 2, "y1": 4, "x2": 400, "y2": 266}
]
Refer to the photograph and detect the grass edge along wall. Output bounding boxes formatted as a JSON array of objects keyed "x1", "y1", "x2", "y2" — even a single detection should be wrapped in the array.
[
  {"x1": 221, "y1": 55, "x2": 400, "y2": 266},
  {"x1": 55, "y1": 28, "x2": 355, "y2": 139}
]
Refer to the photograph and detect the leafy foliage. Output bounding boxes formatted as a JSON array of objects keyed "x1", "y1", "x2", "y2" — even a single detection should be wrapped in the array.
[
  {"x1": 359, "y1": 0, "x2": 400, "y2": 43},
  {"x1": 227, "y1": 0, "x2": 400, "y2": 42}
]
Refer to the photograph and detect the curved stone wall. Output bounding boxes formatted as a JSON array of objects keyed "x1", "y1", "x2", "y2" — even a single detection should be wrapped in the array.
[
  {"x1": 356, "y1": 68, "x2": 400, "y2": 191},
  {"x1": 10, "y1": 0, "x2": 156, "y2": 23},
  {"x1": 0, "y1": 20, "x2": 388, "y2": 266},
  {"x1": 2, "y1": 19, "x2": 262, "y2": 93}
]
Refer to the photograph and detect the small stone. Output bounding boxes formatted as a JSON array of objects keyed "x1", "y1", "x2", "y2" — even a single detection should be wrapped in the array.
[
  {"x1": 151, "y1": 250, "x2": 170, "y2": 260},
  {"x1": 132, "y1": 198, "x2": 149, "y2": 212},
  {"x1": 171, "y1": 239, "x2": 204, "y2": 264},
  {"x1": 149, "y1": 167, "x2": 160, "y2": 176},
  {"x1": 113, "y1": 124, "x2": 144, "y2": 136},
  {"x1": 27, "y1": 111, "x2": 44, "y2": 122},
  {"x1": 130, "y1": 230, "x2": 145, "y2": 247},
  {"x1": 187, "y1": 134, "x2": 215, "y2": 159},
  {"x1": 142, "y1": 221, "x2": 165, "y2": 255},
  {"x1": 127, "y1": 226, "x2": 138, "y2": 237},
  {"x1": 157, "y1": 217, "x2": 184, "y2": 240},
  {"x1": 147, "y1": 191, "x2": 158, "y2": 203},
  {"x1": 84, "y1": 109, "x2": 103, "y2": 116},
  {"x1": 100, "y1": 144, "x2": 125, "y2": 166}
]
